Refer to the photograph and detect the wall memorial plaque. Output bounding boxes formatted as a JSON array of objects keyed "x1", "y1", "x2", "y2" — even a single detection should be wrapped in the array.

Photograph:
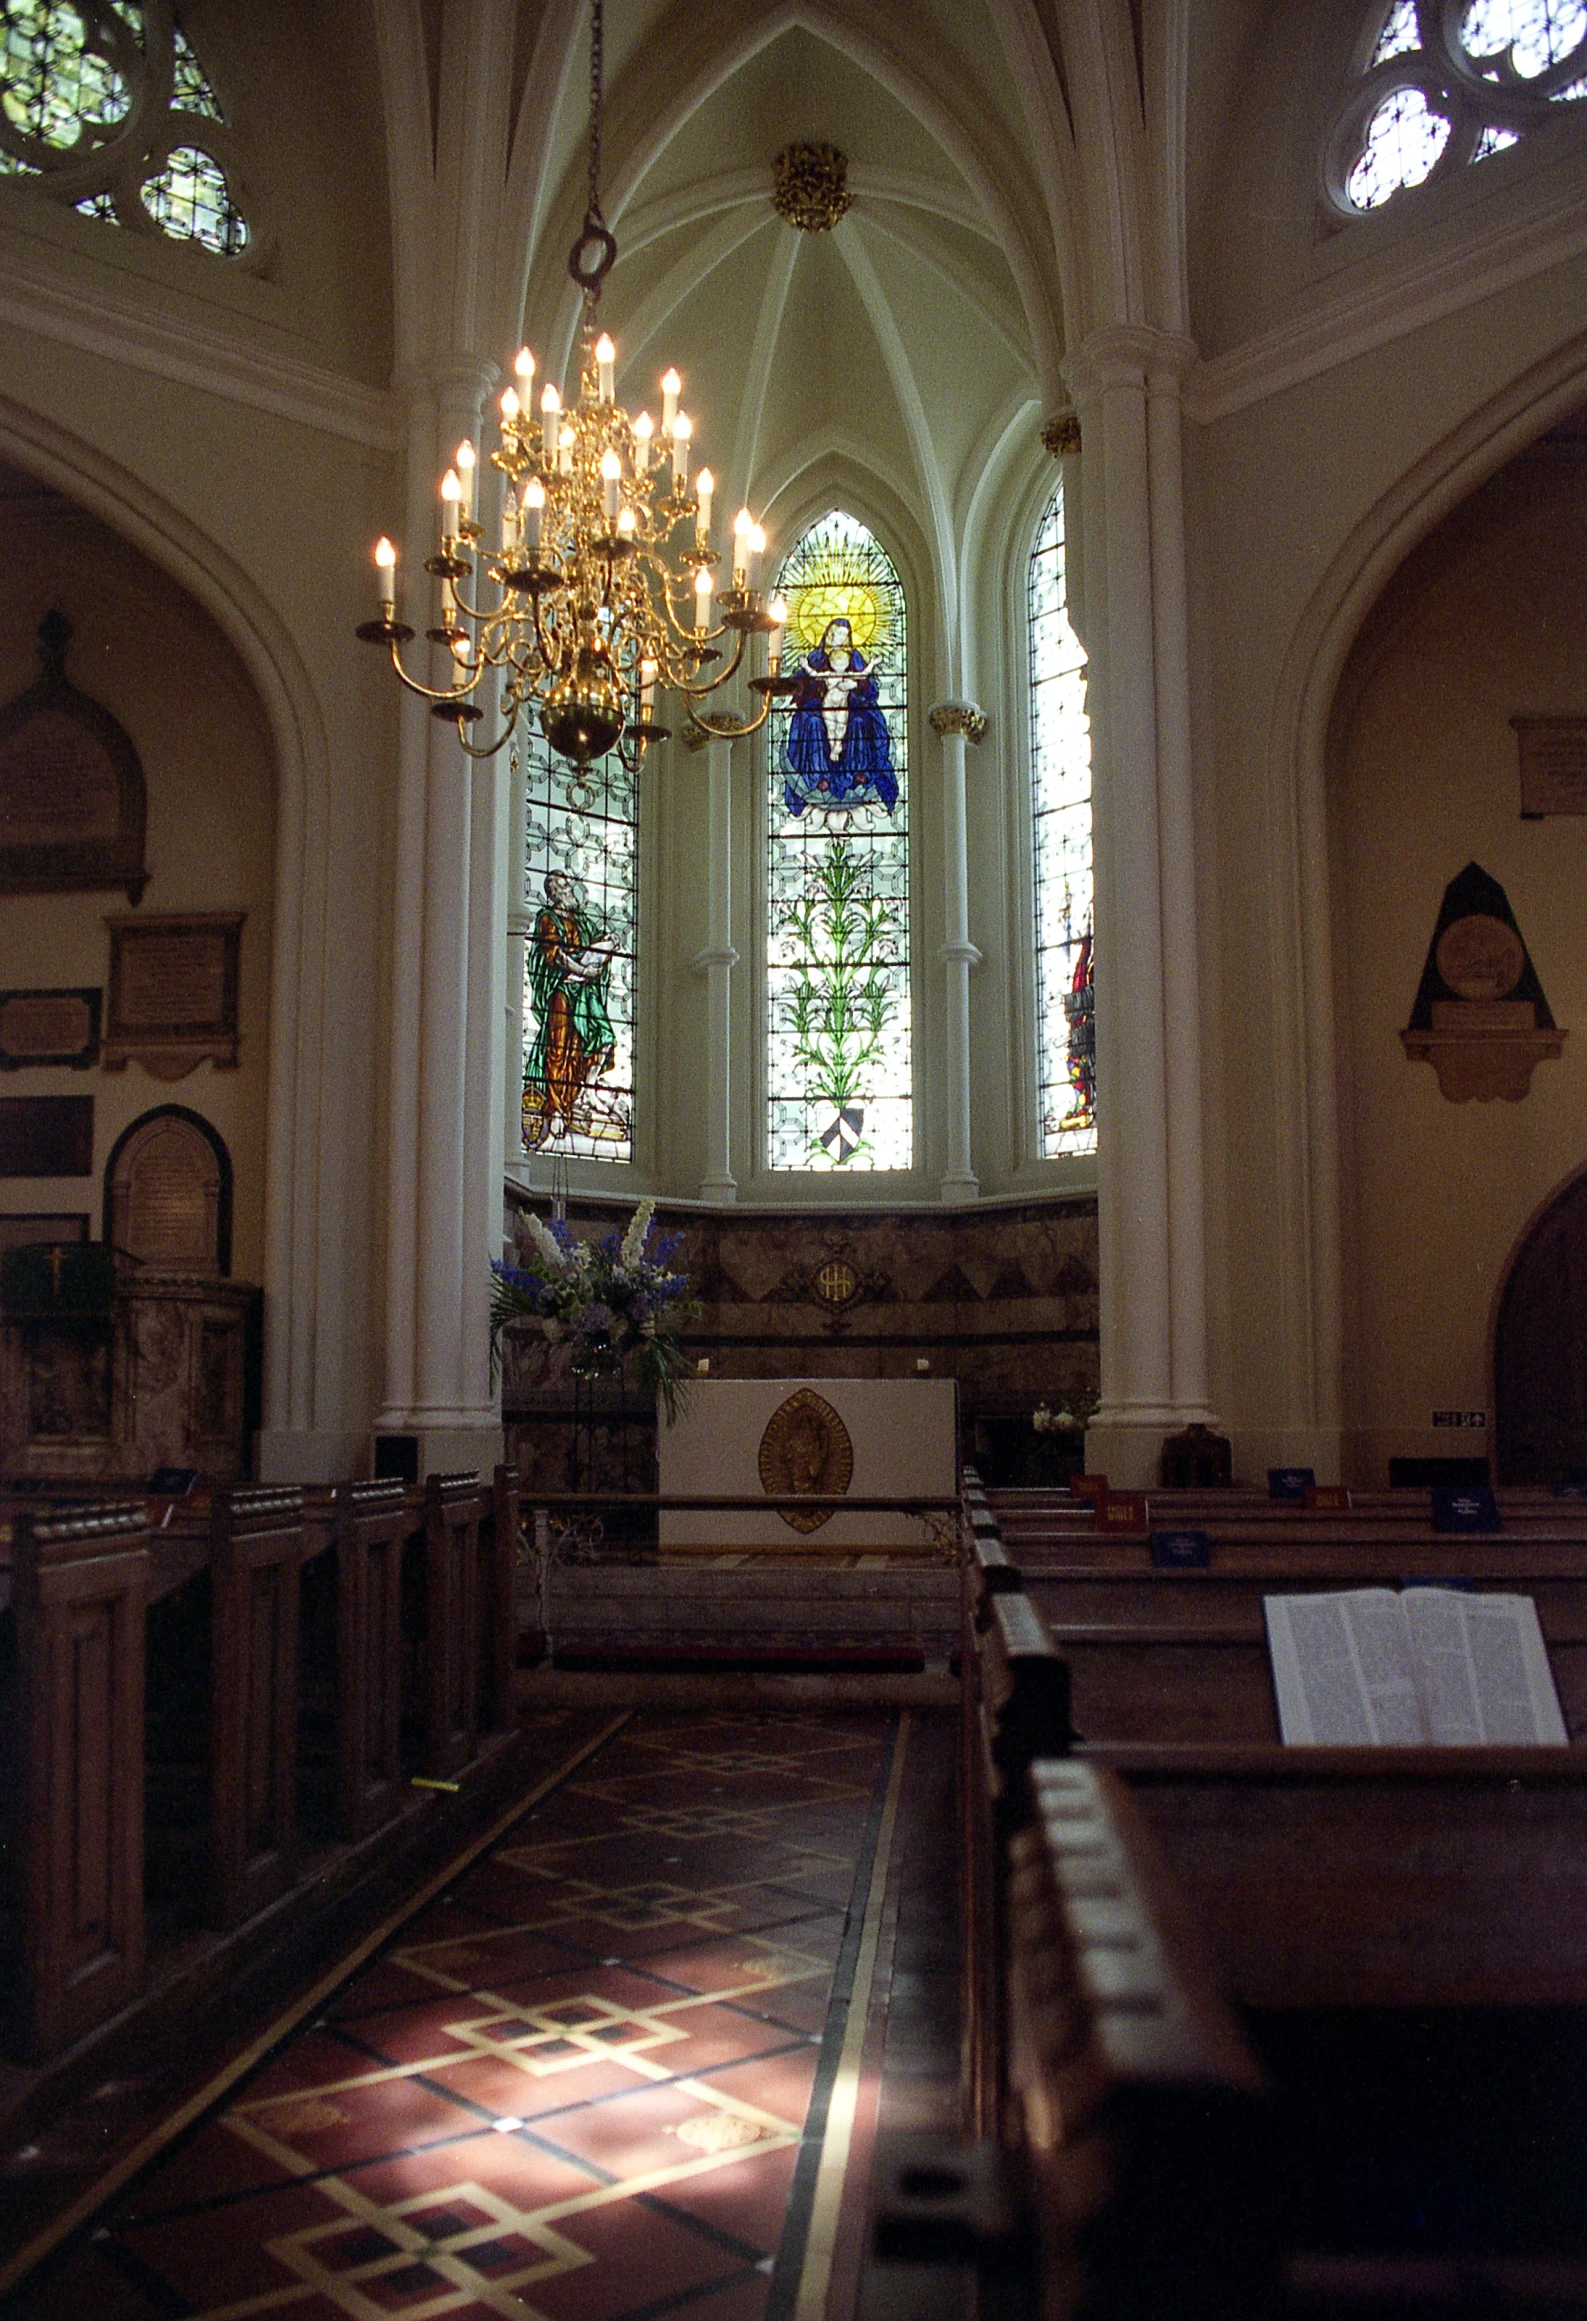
[
  {"x1": 1514, "y1": 715, "x2": 1587, "y2": 817},
  {"x1": 105, "y1": 1106, "x2": 230, "y2": 1274},
  {"x1": 0, "y1": 986, "x2": 100, "y2": 1069},
  {"x1": 0, "y1": 1095, "x2": 93, "y2": 1175},
  {"x1": 1401, "y1": 861, "x2": 1565, "y2": 1101},
  {"x1": 0, "y1": 610, "x2": 148, "y2": 899},
  {"x1": 0, "y1": 1212, "x2": 89, "y2": 1252},
  {"x1": 103, "y1": 912, "x2": 243, "y2": 1078}
]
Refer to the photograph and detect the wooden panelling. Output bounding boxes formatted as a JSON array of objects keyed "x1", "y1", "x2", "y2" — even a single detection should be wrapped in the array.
[
  {"x1": 333, "y1": 1481, "x2": 407, "y2": 1841},
  {"x1": 423, "y1": 1472, "x2": 480, "y2": 1780},
  {"x1": 208, "y1": 1487, "x2": 304, "y2": 1927},
  {"x1": 12, "y1": 1503, "x2": 148, "y2": 2057}
]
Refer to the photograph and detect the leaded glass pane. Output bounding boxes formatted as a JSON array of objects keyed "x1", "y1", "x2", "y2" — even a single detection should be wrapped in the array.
[
  {"x1": 141, "y1": 140, "x2": 245, "y2": 253},
  {"x1": 766, "y1": 511, "x2": 911, "y2": 1172},
  {"x1": 1372, "y1": 0, "x2": 1422, "y2": 61},
  {"x1": 170, "y1": 23, "x2": 220, "y2": 118},
  {"x1": 1, "y1": 1, "x2": 136, "y2": 150},
  {"x1": 521, "y1": 732, "x2": 636, "y2": 1164},
  {"x1": 1461, "y1": 0, "x2": 1586, "y2": 74},
  {"x1": 1347, "y1": 84, "x2": 1451, "y2": 206},
  {"x1": 1029, "y1": 482, "x2": 1095, "y2": 1160}
]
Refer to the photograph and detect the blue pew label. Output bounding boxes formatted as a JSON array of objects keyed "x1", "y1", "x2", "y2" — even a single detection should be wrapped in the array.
[
  {"x1": 1431, "y1": 1486, "x2": 1501, "y2": 1534},
  {"x1": 1151, "y1": 1529, "x2": 1212, "y2": 1569},
  {"x1": 1268, "y1": 1467, "x2": 1315, "y2": 1502}
]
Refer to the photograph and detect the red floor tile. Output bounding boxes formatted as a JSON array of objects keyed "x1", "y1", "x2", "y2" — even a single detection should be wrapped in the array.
[{"x1": 522, "y1": 2193, "x2": 756, "y2": 2320}]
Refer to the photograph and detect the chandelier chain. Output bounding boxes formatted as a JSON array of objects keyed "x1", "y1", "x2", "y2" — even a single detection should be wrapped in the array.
[{"x1": 588, "y1": 0, "x2": 605, "y2": 226}]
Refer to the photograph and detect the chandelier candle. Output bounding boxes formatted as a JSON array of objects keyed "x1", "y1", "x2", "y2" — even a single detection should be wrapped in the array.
[{"x1": 356, "y1": 0, "x2": 796, "y2": 768}]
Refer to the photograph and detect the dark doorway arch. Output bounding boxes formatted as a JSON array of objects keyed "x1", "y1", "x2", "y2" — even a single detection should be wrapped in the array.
[{"x1": 1494, "y1": 1168, "x2": 1587, "y2": 1484}]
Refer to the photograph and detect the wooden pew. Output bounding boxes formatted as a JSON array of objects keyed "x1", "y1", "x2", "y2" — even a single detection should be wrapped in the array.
[
  {"x1": 208, "y1": 1486, "x2": 306, "y2": 1927},
  {"x1": 423, "y1": 1471, "x2": 481, "y2": 1779},
  {"x1": 333, "y1": 1480, "x2": 409, "y2": 1840},
  {"x1": 1004, "y1": 1759, "x2": 1273, "y2": 2319},
  {"x1": 1087, "y1": 1743, "x2": 1587, "y2": 2311},
  {"x1": 481, "y1": 1464, "x2": 520, "y2": 1734},
  {"x1": 8, "y1": 1502, "x2": 149, "y2": 2059},
  {"x1": 1021, "y1": 1559, "x2": 1587, "y2": 1747}
]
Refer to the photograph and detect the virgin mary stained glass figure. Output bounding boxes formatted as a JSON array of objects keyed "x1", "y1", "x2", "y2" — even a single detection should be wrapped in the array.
[{"x1": 784, "y1": 617, "x2": 898, "y2": 816}]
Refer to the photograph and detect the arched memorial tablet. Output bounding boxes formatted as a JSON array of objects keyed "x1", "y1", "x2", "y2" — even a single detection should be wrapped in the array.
[
  {"x1": 0, "y1": 610, "x2": 148, "y2": 901},
  {"x1": 105, "y1": 1106, "x2": 231, "y2": 1274}
]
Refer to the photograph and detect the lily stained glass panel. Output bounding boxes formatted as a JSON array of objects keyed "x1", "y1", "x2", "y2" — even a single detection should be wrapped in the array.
[
  {"x1": 767, "y1": 512, "x2": 911, "y2": 1172},
  {"x1": 520, "y1": 735, "x2": 636, "y2": 1163},
  {"x1": 1030, "y1": 480, "x2": 1096, "y2": 1158}
]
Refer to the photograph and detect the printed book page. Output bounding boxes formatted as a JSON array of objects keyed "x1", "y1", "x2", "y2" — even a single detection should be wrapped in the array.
[
  {"x1": 1401, "y1": 1587, "x2": 1567, "y2": 1745},
  {"x1": 1264, "y1": 1588, "x2": 1569, "y2": 1746},
  {"x1": 1263, "y1": 1590, "x2": 1425, "y2": 1745}
]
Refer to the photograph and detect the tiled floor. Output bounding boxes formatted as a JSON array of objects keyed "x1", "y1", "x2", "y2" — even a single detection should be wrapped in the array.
[{"x1": 4, "y1": 1710, "x2": 950, "y2": 2321}]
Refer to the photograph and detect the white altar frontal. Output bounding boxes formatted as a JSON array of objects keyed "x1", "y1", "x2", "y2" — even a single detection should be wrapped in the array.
[{"x1": 658, "y1": 1377, "x2": 960, "y2": 1556}]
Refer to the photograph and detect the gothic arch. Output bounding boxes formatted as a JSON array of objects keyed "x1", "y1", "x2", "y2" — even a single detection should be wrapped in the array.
[
  {"x1": 0, "y1": 395, "x2": 336, "y2": 1444},
  {"x1": 1265, "y1": 325, "x2": 1587, "y2": 1450}
]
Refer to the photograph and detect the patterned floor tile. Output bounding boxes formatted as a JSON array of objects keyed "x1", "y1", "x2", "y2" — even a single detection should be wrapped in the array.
[{"x1": 8, "y1": 1712, "x2": 915, "y2": 2321}]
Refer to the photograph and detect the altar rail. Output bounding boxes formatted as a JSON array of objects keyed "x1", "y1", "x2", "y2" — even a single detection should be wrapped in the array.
[{"x1": 0, "y1": 1470, "x2": 520, "y2": 2071}]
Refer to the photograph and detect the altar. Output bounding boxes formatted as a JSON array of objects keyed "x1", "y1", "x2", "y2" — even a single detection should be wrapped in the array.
[{"x1": 658, "y1": 1376, "x2": 959, "y2": 1555}]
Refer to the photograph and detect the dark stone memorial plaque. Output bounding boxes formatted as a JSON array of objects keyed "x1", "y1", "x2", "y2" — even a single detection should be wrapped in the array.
[
  {"x1": 0, "y1": 1095, "x2": 93, "y2": 1176},
  {"x1": 1514, "y1": 715, "x2": 1587, "y2": 817},
  {"x1": 104, "y1": 913, "x2": 243, "y2": 1078},
  {"x1": 0, "y1": 610, "x2": 148, "y2": 899},
  {"x1": 0, "y1": 986, "x2": 100, "y2": 1069}
]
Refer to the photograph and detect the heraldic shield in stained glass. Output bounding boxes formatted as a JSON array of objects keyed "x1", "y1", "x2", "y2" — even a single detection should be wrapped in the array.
[
  {"x1": 767, "y1": 512, "x2": 912, "y2": 1172},
  {"x1": 520, "y1": 738, "x2": 635, "y2": 1162}
]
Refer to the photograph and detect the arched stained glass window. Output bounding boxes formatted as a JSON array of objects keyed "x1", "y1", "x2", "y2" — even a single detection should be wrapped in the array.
[
  {"x1": 767, "y1": 512, "x2": 911, "y2": 1171},
  {"x1": 1029, "y1": 479, "x2": 1096, "y2": 1159},
  {"x1": 0, "y1": 2, "x2": 251, "y2": 256},
  {"x1": 1328, "y1": 0, "x2": 1586, "y2": 214},
  {"x1": 519, "y1": 735, "x2": 636, "y2": 1164}
]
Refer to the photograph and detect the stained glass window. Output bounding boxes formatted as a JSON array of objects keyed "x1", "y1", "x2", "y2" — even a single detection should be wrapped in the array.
[
  {"x1": 0, "y1": 2, "x2": 250, "y2": 253},
  {"x1": 141, "y1": 141, "x2": 246, "y2": 254},
  {"x1": 1029, "y1": 480, "x2": 1095, "y2": 1160},
  {"x1": 520, "y1": 731, "x2": 636, "y2": 1165},
  {"x1": 1333, "y1": 0, "x2": 1585, "y2": 213},
  {"x1": 766, "y1": 511, "x2": 911, "y2": 1172}
]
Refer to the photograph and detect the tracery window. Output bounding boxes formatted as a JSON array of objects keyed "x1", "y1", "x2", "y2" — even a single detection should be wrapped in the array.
[
  {"x1": 1328, "y1": 1, "x2": 1586, "y2": 214},
  {"x1": 520, "y1": 734, "x2": 636, "y2": 1165},
  {"x1": 1029, "y1": 479, "x2": 1096, "y2": 1159},
  {"x1": 0, "y1": 2, "x2": 251, "y2": 257},
  {"x1": 766, "y1": 511, "x2": 911, "y2": 1171}
]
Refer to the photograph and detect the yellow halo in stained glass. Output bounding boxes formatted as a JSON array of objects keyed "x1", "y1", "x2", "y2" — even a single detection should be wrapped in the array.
[{"x1": 787, "y1": 579, "x2": 889, "y2": 662}]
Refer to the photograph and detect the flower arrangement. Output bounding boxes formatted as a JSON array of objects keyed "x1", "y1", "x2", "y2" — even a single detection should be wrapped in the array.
[
  {"x1": 490, "y1": 1199, "x2": 700, "y2": 1422},
  {"x1": 1032, "y1": 1387, "x2": 1099, "y2": 1436}
]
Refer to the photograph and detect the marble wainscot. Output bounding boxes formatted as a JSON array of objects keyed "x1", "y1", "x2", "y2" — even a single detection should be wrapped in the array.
[{"x1": 658, "y1": 1376, "x2": 959, "y2": 1555}]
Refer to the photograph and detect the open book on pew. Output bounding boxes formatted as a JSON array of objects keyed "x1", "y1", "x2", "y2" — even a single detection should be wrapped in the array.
[{"x1": 1264, "y1": 1587, "x2": 1568, "y2": 1746}]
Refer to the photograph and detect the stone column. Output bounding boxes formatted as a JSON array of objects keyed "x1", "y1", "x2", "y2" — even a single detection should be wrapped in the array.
[
  {"x1": 375, "y1": 364, "x2": 506, "y2": 1479},
  {"x1": 691, "y1": 729, "x2": 739, "y2": 1201},
  {"x1": 1061, "y1": 326, "x2": 1213, "y2": 1487},
  {"x1": 929, "y1": 700, "x2": 986, "y2": 1203}
]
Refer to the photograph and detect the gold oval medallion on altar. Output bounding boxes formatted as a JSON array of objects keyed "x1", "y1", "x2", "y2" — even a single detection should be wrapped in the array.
[
  {"x1": 1436, "y1": 913, "x2": 1525, "y2": 1001},
  {"x1": 758, "y1": 1388, "x2": 854, "y2": 1532}
]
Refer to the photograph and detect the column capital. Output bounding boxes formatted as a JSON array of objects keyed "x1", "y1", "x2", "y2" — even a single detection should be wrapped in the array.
[
  {"x1": 928, "y1": 699, "x2": 988, "y2": 744},
  {"x1": 1063, "y1": 325, "x2": 1199, "y2": 404}
]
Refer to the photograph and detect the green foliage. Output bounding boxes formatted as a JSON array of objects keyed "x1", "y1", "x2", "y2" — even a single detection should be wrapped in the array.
[{"x1": 775, "y1": 833, "x2": 901, "y2": 1165}]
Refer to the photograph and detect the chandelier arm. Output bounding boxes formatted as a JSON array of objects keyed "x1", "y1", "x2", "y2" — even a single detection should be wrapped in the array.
[
  {"x1": 387, "y1": 642, "x2": 489, "y2": 707},
  {"x1": 685, "y1": 695, "x2": 774, "y2": 743},
  {"x1": 449, "y1": 711, "x2": 519, "y2": 760},
  {"x1": 676, "y1": 627, "x2": 748, "y2": 698}
]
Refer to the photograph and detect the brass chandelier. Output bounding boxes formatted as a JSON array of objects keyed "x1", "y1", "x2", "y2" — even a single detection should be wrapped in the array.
[{"x1": 357, "y1": 0, "x2": 790, "y2": 768}]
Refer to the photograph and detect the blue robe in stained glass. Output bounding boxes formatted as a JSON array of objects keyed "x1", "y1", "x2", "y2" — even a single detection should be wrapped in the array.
[{"x1": 784, "y1": 620, "x2": 899, "y2": 817}]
